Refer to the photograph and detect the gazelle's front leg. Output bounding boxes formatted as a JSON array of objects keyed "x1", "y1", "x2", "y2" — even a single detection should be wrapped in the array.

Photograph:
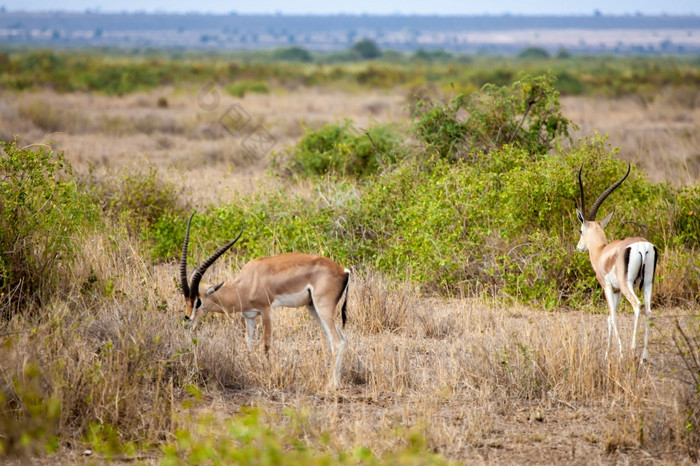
[
  {"x1": 242, "y1": 310, "x2": 261, "y2": 351},
  {"x1": 245, "y1": 317, "x2": 256, "y2": 350},
  {"x1": 261, "y1": 308, "x2": 273, "y2": 353}
]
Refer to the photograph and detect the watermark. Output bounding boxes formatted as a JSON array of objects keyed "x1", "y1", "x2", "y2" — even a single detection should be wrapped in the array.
[{"x1": 197, "y1": 81, "x2": 277, "y2": 159}]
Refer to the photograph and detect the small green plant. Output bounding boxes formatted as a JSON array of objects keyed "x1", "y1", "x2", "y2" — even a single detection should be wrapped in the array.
[
  {"x1": 225, "y1": 80, "x2": 270, "y2": 98},
  {"x1": 0, "y1": 364, "x2": 61, "y2": 457}
]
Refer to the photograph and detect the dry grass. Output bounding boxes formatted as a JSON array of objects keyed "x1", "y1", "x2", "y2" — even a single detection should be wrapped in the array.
[
  {"x1": 1, "y1": 85, "x2": 699, "y2": 463},
  {"x1": 1, "y1": 229, "x2": 698, "y2": 463}
]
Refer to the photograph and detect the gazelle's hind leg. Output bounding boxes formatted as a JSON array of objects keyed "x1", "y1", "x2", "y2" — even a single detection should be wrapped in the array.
[
  {"x1": 622, "y1": 249, "x2": 645, "y2": 358},
  {"x1": 621, "y1": 285, "x2": 642, "y2": 355},
  {"x1": 641, "y1": 283, "x2": 652, "y2": 362},
  {"x1": 308, "y1": 293, "x2": 346, "y2": 389},
  {"x1": 641, "y1": 246, "x2": 657, "y2": 363}
]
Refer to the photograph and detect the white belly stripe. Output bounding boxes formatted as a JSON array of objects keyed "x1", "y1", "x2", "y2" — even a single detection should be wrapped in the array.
[{"x1": 271, "y1": 286, "x2": 312, "y2": 308}]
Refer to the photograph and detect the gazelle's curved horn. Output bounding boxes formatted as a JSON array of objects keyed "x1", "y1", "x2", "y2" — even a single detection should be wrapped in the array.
[
  {"x1": 589, "y1": 163, "x2": 631, "y2": 221},
  {"x1": 180, "y1": 211, "x2": 196, "y2": 298},
  {"x1": 577, "y1": 165, "x2": 586, "y2": 219},
  {"x1": 188, "y1": 228, "x2": 244, "y2": 297}
]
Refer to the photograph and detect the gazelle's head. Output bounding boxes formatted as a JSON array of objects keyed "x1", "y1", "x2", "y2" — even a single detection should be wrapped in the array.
[
  {"x1": 179, "y1": 212, "x2": 242, "y2": 328},
  {"x1": 575, "y1": 163, "x2": 630, "y2": 252}
]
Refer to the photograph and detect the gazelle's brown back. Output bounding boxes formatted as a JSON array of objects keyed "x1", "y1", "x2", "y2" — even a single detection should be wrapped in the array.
[{"x1": 238, "y1": 253, "x2": 348, "y2": 305}]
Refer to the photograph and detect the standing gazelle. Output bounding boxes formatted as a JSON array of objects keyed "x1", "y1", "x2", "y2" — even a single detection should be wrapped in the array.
[
  {"x1": 576, "y1": 163, "x2": 657, "y2": 362},
  {"x1": 179, "y1": 212, "x2": 350, "y2": 388}
]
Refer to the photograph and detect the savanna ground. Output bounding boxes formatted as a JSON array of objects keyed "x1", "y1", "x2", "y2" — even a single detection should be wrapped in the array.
[{"x1": 1, "y1": 71, "x2": 699, "y2": 464}]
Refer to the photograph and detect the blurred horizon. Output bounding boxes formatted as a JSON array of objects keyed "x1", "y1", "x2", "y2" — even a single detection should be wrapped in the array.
[{"x1": 2, "y1": 0, "x2": 698, "y2": 16}]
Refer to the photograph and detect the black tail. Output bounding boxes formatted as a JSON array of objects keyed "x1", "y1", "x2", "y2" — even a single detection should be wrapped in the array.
[
  {"x1": 649, "y1": 245, "x2": 658, "y2": 286},
  {"x1": 340, "y1": 271, "x2": 350, "y2": 328}
]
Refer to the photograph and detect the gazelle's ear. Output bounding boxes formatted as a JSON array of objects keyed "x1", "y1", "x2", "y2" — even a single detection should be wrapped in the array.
[
  {"x1": 206, "y1": 282, "x2": 224, "y2": 296},
  {"x1": 600, "y1": 209, "x2": 615, "y2": 228},
  {"x1": 576, "y1": 208, "x2": 585, "y2": 224}
]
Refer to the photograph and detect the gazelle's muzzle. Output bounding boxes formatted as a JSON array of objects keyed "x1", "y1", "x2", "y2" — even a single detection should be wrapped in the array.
[
  {"x1": 183, "y1": 298, "x2": 195, "y2": 328},
  {"x1": 183, "y1": 314, "x2": 193, "y2": 329}
]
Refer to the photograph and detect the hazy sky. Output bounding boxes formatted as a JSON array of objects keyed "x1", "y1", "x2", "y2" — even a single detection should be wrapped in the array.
[{"x1": 3, "y1": 0, "x2": 699, "y2": 15}]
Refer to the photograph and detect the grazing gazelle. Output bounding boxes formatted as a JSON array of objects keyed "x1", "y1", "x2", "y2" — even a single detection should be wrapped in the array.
[
  {"x1": 575, "y1": 163, "x2": 657, "y2": 362},
  {"x1": 179, "y1": 212, "x2": 350, "y2": 388}
]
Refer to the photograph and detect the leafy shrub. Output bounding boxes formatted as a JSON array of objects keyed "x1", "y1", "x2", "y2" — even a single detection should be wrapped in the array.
[
  {"x1": 225, "y1": 80, "x2": 270, "y2": 98},
  {"x1": 288, "y1": 120, "x2": 407, "y2": 177},
  {"x1": 412, "y1": 73, "x2": 574, "y2": 160},
  {"x1": 518, "y1": 47, "x2": 550, "y2": 59},
  {"x1": 0, "y1": 140, "x2": 96, "y2": 311},
  {"x1": 272, "y1": 46, "x2": 313, "y2": 62},
  {"x1": 412, "y1": 48, "x2": 453, "y2": 62},
  {"x1": 555, "y1": 71, "x2": 586, "y2": 95},
  {"x1": 351, "y1": 39, "x2": 382, "y2": 59},
  {"x1": 354, "y1": 65, "x2": 409, "y2": 87},
  {"x1": 674, "y1": 184, "x2": 700, "y2": 246}
]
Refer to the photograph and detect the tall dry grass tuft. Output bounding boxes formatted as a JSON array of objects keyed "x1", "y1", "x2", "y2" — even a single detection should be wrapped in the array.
[{"x1": 348, "y1": 268, "x2": 418, "y2": 335}]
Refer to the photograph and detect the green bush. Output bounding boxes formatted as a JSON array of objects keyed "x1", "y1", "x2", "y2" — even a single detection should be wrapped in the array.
[
  {"x1": 674, "y1": 184, "x2": 700, "y2": 246},
  {"x1": 288, "y1": 120, "x2": 407, "y2": 177},
  {"x1": 412, "y1": 73, "x2": 574, "y2": 160},
  {"x1": 554, "y1": 71, "x2": 586, "y2": 95},
  {"x1": 518, "y1": 47, "x2": 550, "y2": 59},
  {"x1": 0, "y1": 140, "x2": 96, "y2": 310},
  {"x1": 412, "y1": 49, "x2": 453, "y2": 62},
  {"x1": 225, "y1": 80, "x2": 270, "y2": 98},
  {"x1": 271, "y1": 46, "x2": 313, "y2": 62},
  {"x1": 351, "y1": 39, "x2": 382, "y2": 59}
]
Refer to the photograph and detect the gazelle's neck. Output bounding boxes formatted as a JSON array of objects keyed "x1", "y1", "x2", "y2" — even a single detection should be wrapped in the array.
[{"x1": 586, "y1": 226, "x2": 609, "y2": 273}]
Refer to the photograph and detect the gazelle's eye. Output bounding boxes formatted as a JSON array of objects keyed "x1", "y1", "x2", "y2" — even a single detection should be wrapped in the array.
[{"x1": 194, "y1": 298, "x2": 202, "y2": 309}]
